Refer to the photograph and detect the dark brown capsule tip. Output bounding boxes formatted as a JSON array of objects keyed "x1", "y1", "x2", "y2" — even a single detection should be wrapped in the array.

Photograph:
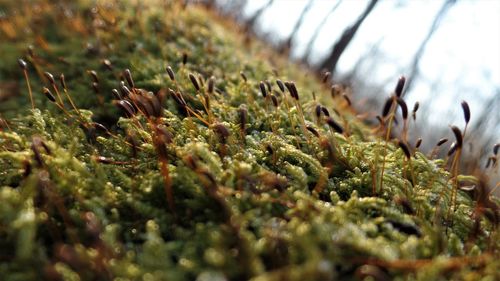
[
  {"x1": 92, "y1": 82, "x2": 99, "y2": 93},
  {"x1": 415, "y1": 138, "x2": 422, "y2": 148},
  {"x1": 188, "y1": 73, "x2": 200, "y2": 91},
  {"x1": 95, "y1": 156, "x2": 113, "y2": 164},
  {"x1": 396, "y1": 97, "x2": 408, "y2": 120},
  {"x1": 265, "y1": 80, "x2": 272, "y2": 92},
  {"x1": 92, "y1": 122, "x2": 108, "y2": 132},
  {"x1": 166, "y1": 66, "x2": 175, "y2": 81},
  {"x1": 436, "y1": 138, "x2": 448, "y2": 146},
  {"x1": 290, "y1": 82, "x2": 299, "y2": 100},
  {"x1": 102, "y1": 59, "x2": 113, "y2": 70},
  {"x1": 123, "y1": 69, "x2": 134, "y2": 88},
  {"x1": 59, "y1": 74, "x2": 67, "y2": 90},
  {"x1": 213, "y1": 123, "x2": 230, "y2": 140},
  {"x1": 271, "y1": 95, "x2": 278, "y2": 107},
  {"x1": 412, "y1": 102, "x2": 419, "y2": 113},
  {"x1": 331, "y1": 84, "x2": 342, "y2": 97},
  {"x1": 494, "y1": 143, "x2": 500, "y2": 155},
  {"x1": 382, "y1": 97, "x2": 393, "y2": 117},
  {"x1": 326, "y1": 117, "x2": 344, "y2": 134},
  {"x1": 448, "y1": 142, "x2": 458, "y2": 156},
  {"x1": 284, "y1": 81, "x2": 293, "y2": 94},
  {"x1": 306, "y1": 126, "x2": 320, "y2": 138},
  {"x1": 461, "y1": 100, "x2": 471, "y2": 124},
  {"x1": 394, "y1": 75, "x2": 406, "y2": 97},
  {"x1": 398, "y1": 140, "x2": 411, "y2": 159},
  {"x1": 89, "y1": 70, "x2": 99, "y2": 83},
  {"x1": 451, "y1": 125, "x2": 463, "y2": 148},
  {"x1": 44, "y1": 72, "x2": 55, "y2": 84},
  {"x1": 315, "y1": 104, "x2": 322, "y2": 118},
  {"x1": 119, "y1": 82, "x2": 132, "y2": 97},
  {"x1": 321, "y1": 106, "x2": 330, "y2": 117},
  {"x1": 238, "y1": 105, "x2": 248, "y2": 131},
  {"x1": 111, "y1": 89, "x2": 122, "y2": 99},
  {"x1": 276, "y1": 79, "x2": 285, "y2": 92},
  {"x1": 342, "y1": 94, "x2": 351, "y2": 106},
  {"x1": 208, "y1": 76, "x2": 215, "y2": 94},
  {"x1": 113, "y1": 100, "x2": 136, "y2": 117},
  {"x1": 259, "y1": 81, "x2": 267, "y2": 98},
  {"x1": 412, "y1": 101, "x2": 419, "y2": 120},
  {"x1": 42, "y1": 87, "x2": 56, "y2": 102},
  {"x1": 240, "y1": 71, "x2": 247, "y2": 82},
  {"x1": 18, "y1": 58, "x2": 27, "y2": 70},
  {"x1": 322, "y1": 72, "x2": 331, "y2": 84},
  {"x1": 182, "y1": 52, "x2": 188, "y2": 65}
]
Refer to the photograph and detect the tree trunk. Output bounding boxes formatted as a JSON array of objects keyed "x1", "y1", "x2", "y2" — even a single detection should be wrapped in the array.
[{"x1": 318, "y1": 0, "x2": 378, "y2": 77}]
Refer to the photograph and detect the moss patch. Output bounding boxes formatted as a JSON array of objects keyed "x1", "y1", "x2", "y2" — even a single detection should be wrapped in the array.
[{"x1": 0, "y1": 1, "x2": 498, "y2": 280}]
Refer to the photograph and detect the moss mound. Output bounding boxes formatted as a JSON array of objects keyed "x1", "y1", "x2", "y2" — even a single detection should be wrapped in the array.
[{"x1": 0, "y1": 1, "x2": 498, "y2": 280}]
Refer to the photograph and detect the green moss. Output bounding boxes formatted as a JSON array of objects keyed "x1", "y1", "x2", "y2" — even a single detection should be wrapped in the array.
[{"x1": 0, "y1": 1, "x2": 498, "y2": 280}]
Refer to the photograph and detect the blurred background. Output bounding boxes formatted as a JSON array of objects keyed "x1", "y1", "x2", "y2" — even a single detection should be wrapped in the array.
[{"x1": 211, "y1": 0, "x2": 499, "y2": 190}]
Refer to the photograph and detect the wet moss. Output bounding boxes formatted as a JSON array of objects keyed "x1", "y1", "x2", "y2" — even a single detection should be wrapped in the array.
[{"x1": 0, "y1": 1, "x2": 498, "y2": 280}]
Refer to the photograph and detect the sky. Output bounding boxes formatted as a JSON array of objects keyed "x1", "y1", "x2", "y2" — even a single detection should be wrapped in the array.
[{"x1": 240, "y1": 0, "x2": 500, "y2": 131}]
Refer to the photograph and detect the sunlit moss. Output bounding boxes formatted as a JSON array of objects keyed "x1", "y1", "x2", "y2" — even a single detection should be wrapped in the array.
[{"x1": 0, "y1": 1, "x2": 498, "y2": 280}]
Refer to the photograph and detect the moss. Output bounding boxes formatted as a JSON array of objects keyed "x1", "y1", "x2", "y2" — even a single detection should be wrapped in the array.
[{"x1": 0, "y1": 1, "x2": 498, "y2": 280}]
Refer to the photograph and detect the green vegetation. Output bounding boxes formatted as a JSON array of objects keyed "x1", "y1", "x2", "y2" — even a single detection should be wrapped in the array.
[{"x1": 0, "y1": 1, "x2": 498, "y2": 280}]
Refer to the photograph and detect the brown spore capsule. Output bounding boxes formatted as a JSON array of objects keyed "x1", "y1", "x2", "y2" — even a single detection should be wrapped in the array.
[
  {"x1": 91, "y1": 82, "x2": 99, "y2": 94},
  {"x1": 111, "y1": 89, "x2": 122, "y2": 99},
  {"x1": 213, "y1": 123, "x2": 230, "y2": 143},
  {"x1": 321, "y1": 106, "x2": 330, "y2": 117},
  {"x1": 102, "y1": 59, "x2": 113, "y2": 71},
  {"x1": 113, "y1": 100, "x2": 136, "y2": 117},
  {"x1": 18, "y1": 58, "x2": 27, "y2": 70},
  {"x1": 331, "y1": 84, "x2": 342, "y2": 97},
  {"x1": 238, "y1": 105, "x2": 248, "y2": 132},
  {"x1": 42, "y1": 87, "x2": 56, "y2": 102},
  {"x1": 315, "y1": 104, "x2": 322, "y2": 119},
  {"x1": 208, "y1": 76, "x2": 215, "y2": 94},
  {"x1": 259, "y1": 81, "x2": 267, "y2": 98},
  {"x1": 396, "y1": 97, "x2": 408, "y2": 120},
  {"x1": 493, "y1": 143, "x2": 500, "y2": 155},
  {"x1": 450, "y1": 126, "x2": 463, "y2": 148},
  {"x1": 166, "y1": 66, "x2": 175, "y2": 81},
  {"x1": 394, "y1": 76, "x2": 406, "y2": 97},
  {"x1": 461, "y1": 100, "x2": 471, "y2": 124},
  {"x1": 123, "y1": 69, "x2": 134, "y2": 88},
  {"x1": 447, "y1": 142, "x2": 458, "y2": 156},
  {"x1": 342, "y1": 94, "x2": 351, "y2": 106},
  {"x1": 265, "y1": 80, "x2": 272, "y2": 92},
  {"x1": 240, "y1": 71, "x2": 247, "y2": 83},
  {"x1": 88, "y1": 70, "x2": 99, "y2": 83},
  {"x1": 382, "y1": 97, "x2": 393, "y2": 117},
  {"x1": 306, "y1": 126, "x2": 320, "y2": 138},
  {"x1": 119, "y1": 81, "x2": 132, "y2": 97},
  {"x1": 290, "y1": 82, "x2": 299, "y2": 100},
  {"x1": 398, "y1": 140, "x2": 411, "y2": 159},
  {"x1": 412, "y1": 102, "x2": 419, "y2": 120},
  {"x1": 44, "y1": 72, "x2": 55, "y2": 85},
  {"x1": 415, "y1": 138, "x2": 422, "y2": 148},
  {"x1": 271, "y1": 95, "x2": 279, "y2": 107},
  {"x1": 437, "y1": 138, "x2": 448, "y2": 146},
  {"x1": 95, "y1": 156, "x2": 114, "y2": 164},
  {"x1": 182, "y1": 52, "x2": 188, "y2": 65},
  {"x1": 322, "y1": 72, "x2": 331, "y2": 84},
  {"x1": 326, "y1": 117, "x2": 344, "y2": 134},
  {"x1": 276, "y1": 79, "x2": 285, "y2": 92},
  {"x1": 188, "y1": 73, "x2": 200, "y2": 91},
  {"x1": 59, "y1": 74, "x2": 67, "y2": 90}
]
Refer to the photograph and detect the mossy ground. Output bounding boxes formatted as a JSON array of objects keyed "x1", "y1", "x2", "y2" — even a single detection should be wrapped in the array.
[{"x1": 0, "y1": 1, "x2": 498, "y2": 280}]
